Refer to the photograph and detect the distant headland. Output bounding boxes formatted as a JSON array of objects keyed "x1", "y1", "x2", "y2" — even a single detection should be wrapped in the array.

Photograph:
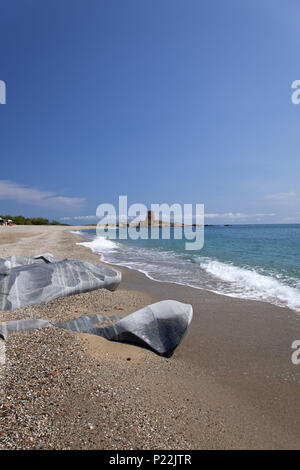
[{"x1": 96, "y1": 210, "x2": 223, "y2": 228}]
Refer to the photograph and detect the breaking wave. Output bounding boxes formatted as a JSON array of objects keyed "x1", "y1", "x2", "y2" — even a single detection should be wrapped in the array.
[
  {"x1": 75, "y1": 231, "x2": 300, "y2": 313},
  {"x1": 197, "y1": 258, "x2": 300, "y2": 312}
]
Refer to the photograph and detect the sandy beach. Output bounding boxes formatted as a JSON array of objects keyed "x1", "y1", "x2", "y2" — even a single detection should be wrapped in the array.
[{"x1": 0, "y1": 225, "x2": 300, "y2": 449}]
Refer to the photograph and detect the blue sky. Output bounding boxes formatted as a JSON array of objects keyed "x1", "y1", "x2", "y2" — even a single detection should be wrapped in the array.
[{"x1": 0, "y1": 0, "x2": 300, "y2": 224}]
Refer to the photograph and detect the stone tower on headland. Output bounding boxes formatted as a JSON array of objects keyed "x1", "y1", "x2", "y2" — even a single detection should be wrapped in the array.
[{"x1": 146, "y1": 210, "x2": 157, "y2": 226}]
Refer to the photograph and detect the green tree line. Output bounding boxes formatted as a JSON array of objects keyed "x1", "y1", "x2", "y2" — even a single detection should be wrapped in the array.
[{"x1": 0, "y1": 215, "x2": 64, "y2": 225}]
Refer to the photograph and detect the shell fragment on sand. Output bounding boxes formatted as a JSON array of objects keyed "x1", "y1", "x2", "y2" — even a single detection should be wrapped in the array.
[
  {"x1": 0, "y1": 300, "x2": 193, "y2": 357},
  {"x1": 0, "y1": 255, "x2": 122, "y2": 310}
]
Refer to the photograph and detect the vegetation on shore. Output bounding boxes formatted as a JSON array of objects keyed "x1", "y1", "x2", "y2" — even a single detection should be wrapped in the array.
[{"x1": 0, "y1": 215, "x2": 65, "y2": 225}]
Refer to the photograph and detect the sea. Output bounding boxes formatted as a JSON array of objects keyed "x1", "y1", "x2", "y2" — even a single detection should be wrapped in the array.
[{"x1": 74, "y1": 224, "x2": 300, "y2": 313}]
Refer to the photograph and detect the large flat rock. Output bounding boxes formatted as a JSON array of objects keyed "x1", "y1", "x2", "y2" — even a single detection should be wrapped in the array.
[
  {"x1": 0, "y1": 255, "x2": 121, "y2": 310},
  {"x1": 0, "y1": 300, "x2": 193, "y2": 357}
]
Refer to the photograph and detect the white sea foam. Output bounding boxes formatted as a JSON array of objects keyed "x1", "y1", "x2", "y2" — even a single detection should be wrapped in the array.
[
  {"x1": 76, "y1": 233, "x2": 300, "y2": 314},
  {"x1": 199, "y1": 258, "x2": 300, "y2": 312},
  {"x1": 77, "y1": 236, "x2": 118, "y2": 253}
]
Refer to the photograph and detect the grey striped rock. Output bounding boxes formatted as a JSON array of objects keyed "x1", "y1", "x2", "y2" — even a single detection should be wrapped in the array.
[
  {"x1": 0, "y1": 255, "x2": 121, "y2": 310},
  {"x1": 0, "y1": 300, "x2": 193, "y2": 357},
  {"x1": 0, "y1": 339, "x2": 5, "y2": 391},
  {"x1": 92, "y1": 300, "x2": 193, "y2": 357}
]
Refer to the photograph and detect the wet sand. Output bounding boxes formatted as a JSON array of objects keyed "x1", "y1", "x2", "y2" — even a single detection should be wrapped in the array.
[{"x1": 0, "y1": 225, "x2": 300, "y2": 449}]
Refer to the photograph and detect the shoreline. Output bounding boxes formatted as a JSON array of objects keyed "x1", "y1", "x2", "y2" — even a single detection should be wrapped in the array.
[
  {"x1": 75, "y1": 226, "x2": 300, "y2": 315},
  {"x1": 0, "y1": 225, "x2": 300, "y2": 449}
]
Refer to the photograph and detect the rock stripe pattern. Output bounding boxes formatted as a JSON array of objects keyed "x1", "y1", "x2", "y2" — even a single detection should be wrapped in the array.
[
  {"x1": 0, "y1": 300, "x2": 193, "y2": 357},
  {"x1": 0, "y1": 255, "x2": 122, "y2": 310},
  {"x1": 0, "y1": 339, "x2": 5, "y2": 385}
]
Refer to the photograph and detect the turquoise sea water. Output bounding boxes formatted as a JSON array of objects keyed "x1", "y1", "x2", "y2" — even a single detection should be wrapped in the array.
[{"x1": 76, "y1": 225, "x2": 300, "y2": 313}]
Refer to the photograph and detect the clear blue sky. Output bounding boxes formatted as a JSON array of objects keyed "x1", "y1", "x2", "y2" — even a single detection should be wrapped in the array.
[{"x1": 0, "y1": 0, "x2": 300, "y2": 224}]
